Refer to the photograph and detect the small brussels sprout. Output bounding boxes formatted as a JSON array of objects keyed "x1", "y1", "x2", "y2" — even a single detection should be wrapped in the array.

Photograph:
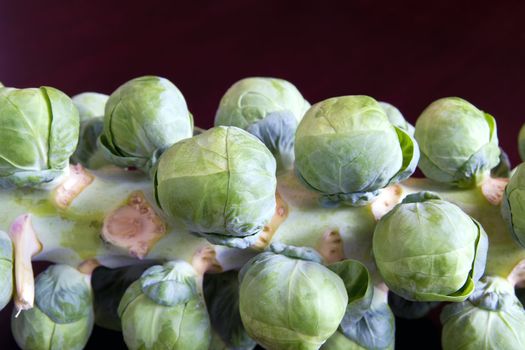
[
  {"x1": 118, "y1": 260, "x2": 211, "y2": 350},
  {"x1": 501, "y1": 163, "x2": 525, "y2": 247},
  {"x1": 99, "y1": 76, "x2": 193, "y2": 173},
  {"x1": 373, "y1": 192, "x2": 488, "y2": 302},
  {"x1": 441, "y1": 277, "x2": 525, "y2": 350},
  {"x1": 0, "y1": 230, "x2": 13, "y2": 311},
  {"x1": 379, "y1": 101, "x2": 415, "y2": 136},
  {"x1": 11, "y1": 265, "x2": 94, "y2": 350},
  {"x1": 294, "y1": 95, "x2": 419, "y2": 206},
  {"x1": 0, "y1": 87, "x2": 79, "y2": 188},
  {"x1": 518, "y1": 124, "x2": 525, "y2": 162},
  {"x1": 72, "y1": 92, "x2": 108, "y2": 122},
  {"x1": 155, "y1": 126, "x2": 277, "y2": 248},
  {"x1": 415, "y1": 97, "x2": 500, "y2": 187},
  {"x1": 215, "y1": 77, "x2": 310, "y2": 173},
  {"x1": 239, "y1": 244, "x2": 348, "y2": 350}
]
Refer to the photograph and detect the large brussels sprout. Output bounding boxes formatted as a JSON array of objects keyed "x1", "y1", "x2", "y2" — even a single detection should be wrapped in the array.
[
  {"x1": 294, "y1": 95, "x2": 419, "y2": 206},
  {"x1": 415, "y1": 97, "x2": 500, "y2": 187},
  {"x1": 118, "y1": 260, "x2": 211, "y2": 350},
  {"x1": 215, "y1": 77, "x2": 310, "y2": 172},
  {"x1": 0, "y1": 230, "x2": 13, "y2": 311},
  {"x1": 379, "y1": 101, "x2": 415, "y2": 136},
  {"x1": 501, "y1": 163, "x2": 525, "y2": 247},
  {"x1": 441, "y1": 277, "x2": 525, "y2": 350},
  {"x1": 373, "y1": 192, "x2": 488, "y2": 302},
  {"x1": 518, "y1": 124, "x2": 525, "y2": 162},
  {"x1": 239, "y1": 244, "x2": 348, "y2": 350},
  {"x1": 99, "y1": 76, "x2": 193, "y2": 174},
  {"x1": 11, "y1": 265, "x2": 94, "y2": 350},
  {"x1": 72, "y1": 92, "x2": 108, "y2": 122},
  {"x1": 155, "y1": 126, "x2": 277, "y2": 248},
  {"x1": 0, "y1": 87, "x2": 79, "y2": 188}
]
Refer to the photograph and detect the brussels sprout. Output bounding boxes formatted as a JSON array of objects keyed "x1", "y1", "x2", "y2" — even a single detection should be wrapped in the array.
[
  {"x1": 0, "y1": 230, "x2": 13, "y2": 311},
  {"x1": 441, "y1": 277, "x2": 525, "y2": 350},
  {"x1": 373, "y1": 192, "x2": 488, "y2": 302},
  {"x1": 118, "y1": 260, "x2": 211, "y2": 350},
  {"x1": 294, "y1": 95, "x2": 419, "y2": 206},
  {"x1": 215, "y1": 77, "x2": 310, "y2": 173},
  {"x1": 518, "y1": 124, "x2": 525, "y2": 162},
  {"x1": 72, "y1": 92, "x2": 108, "y2": 122},
  {"x1": 415, "y1": 97, "x2": 500, "y2": 187},
  {"x1": 155, "y1": 126, "x2": 277, "y2": 248},
  {"x1": 379, "y1": 101, "x2": 415, "y2": 136},
  {"x1": 239, "y1": 244, "x2": 348, "y2": 350},
  {"x1": 11, "y1": 265, "x2": 94, "y2": 350},
  {"x1": 0, "y1": 86, "x2": 79, "y2": 188},
  {"x1": 501, "y1": 163, "x2": 525, "y2": 247},
  {"x1": 99, "y1": 76, "x2": 193, "y2": 174},
  {"x1": 203, "y1": 270, "x2": 256, "y2": 350}
]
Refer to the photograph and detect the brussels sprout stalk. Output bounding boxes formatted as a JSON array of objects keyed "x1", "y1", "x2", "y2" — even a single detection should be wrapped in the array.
[{"x1": 0, "y1": 167, "x2": 524, "y2": 303}]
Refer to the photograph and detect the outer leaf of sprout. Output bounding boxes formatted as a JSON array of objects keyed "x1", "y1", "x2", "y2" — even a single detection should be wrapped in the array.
[
  {"x1": 379, "y1": 101, "x2": 415, "y2": 136},
  {"x1": 501, "y1": 163, "x2": 525, "y2": 247},
  {"x1": 519, "y1": 124, "x2": 525, "y2": 162}
]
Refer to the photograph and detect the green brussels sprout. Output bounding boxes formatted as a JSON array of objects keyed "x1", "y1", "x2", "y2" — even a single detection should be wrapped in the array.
[
  {"x1": 379, "y1": 101, "x2": 415, "y2": 136},
  {"x1": 70, "y1": 117, "x2": 108, "y2": 169},
  {"x1": 118, "y1": 260, "x2": 211, "y2": 350},
  {"x1": 239, "y1": 244, "x2": 348, "y2": 350},
  {"x1": 215, "y1": 77, "x2": 310, "y2": 173},
  {"x1": 501, "y1": 163, "x2": 525, "y2": 247},
  {"x1": 215, "y1": 77, "x2": 309, "y2": 130},
  {"x1": 373, "y1": 192, "x2": 488, "y2": 302},
  {"x1": 0, "y1": 87, "x2": 79, "y2": 188},
  {"x1": 294, "y1": 95, "x2": 419, "y2": 206},
  {"x1": 155, "y1": 126, "x2": 276, "y2": 248},
  {"x1": 415, "y1": 97, "x2": 500, "y2": 187},
  {"x1": 11, "y1": 265, "x2": 94, "y2": 350},
  {"x1": 518, "y1": 124, "x2": 525, "y2": 162},
  {"x1": 0, "y1": 230, "x2": 13, "y2": 311},
  {"x1": 99, "y1": 76, "x2": 193, "y2": 174},
  {"x1": 72, "y1": 92, "x2": 108, "y2": 122},
  {"x1": 441, "y1": 277, "x2": 525, "y2": 350}
]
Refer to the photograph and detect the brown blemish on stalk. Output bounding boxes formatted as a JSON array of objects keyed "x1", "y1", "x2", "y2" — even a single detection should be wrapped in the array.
[
  {"x1": 317, "y1": 229, "x2": 345, "y2": 264},
  {"x1": 192, "y1": 245, "x2": 223, "y2": 276},
  {"x1": 252, "y1": 192, "x2": 289, "y2": 250},
  {"x1": 370, "y1": 185, "x2": 402, "y2": 220},
  {"x1": 101, "y1": 191, "x2": 166, "y2": 259},
  {"x1": 481, "y1": 177, "x2": 509, "y2": 206},
  {"x1": 53, "y1": 164, "x2": 94, "y2": 209}
]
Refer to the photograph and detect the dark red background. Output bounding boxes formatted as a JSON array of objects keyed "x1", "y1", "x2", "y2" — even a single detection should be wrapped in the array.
[{"x1": 0, "y1": 1, "x2": 524, "y2": 349}]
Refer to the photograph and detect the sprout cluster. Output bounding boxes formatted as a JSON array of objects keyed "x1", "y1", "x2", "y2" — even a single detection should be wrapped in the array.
[{"x1": 0, "y1": 76, "x2": 523, "y2": 350}]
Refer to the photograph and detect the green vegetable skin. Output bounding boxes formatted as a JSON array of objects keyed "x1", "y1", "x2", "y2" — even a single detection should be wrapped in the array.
[{"x1": 0, "y1": 77, "x2": 524, "y2": 350}]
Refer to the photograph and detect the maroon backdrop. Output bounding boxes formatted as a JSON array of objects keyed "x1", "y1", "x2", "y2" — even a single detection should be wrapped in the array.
[{"x1": 0, "y1": 1, "x2": 524, "y2": 349}]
